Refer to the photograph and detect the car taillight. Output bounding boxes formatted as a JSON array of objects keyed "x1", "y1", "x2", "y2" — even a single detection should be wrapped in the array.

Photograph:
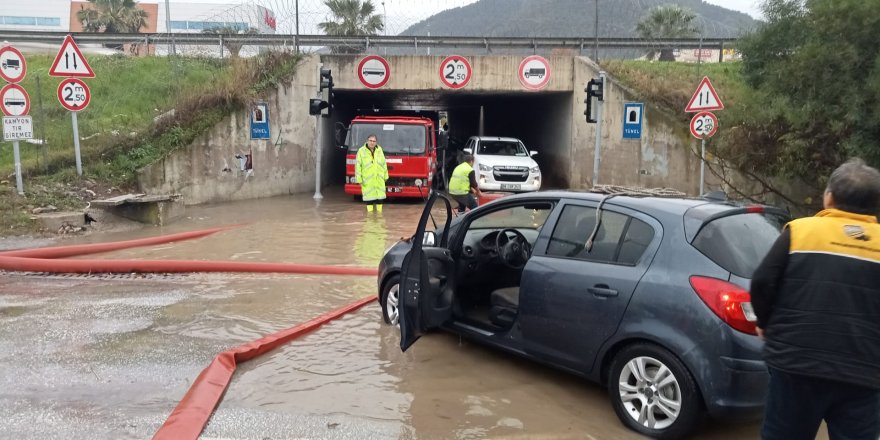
[{"x1": 689, "y1": 276, "x2": 758, "y2": 335}]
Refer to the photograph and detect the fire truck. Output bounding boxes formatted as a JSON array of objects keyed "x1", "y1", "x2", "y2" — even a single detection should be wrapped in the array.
[{"x1": 341, "y1": 112, "x2": 446, "y2": 199}]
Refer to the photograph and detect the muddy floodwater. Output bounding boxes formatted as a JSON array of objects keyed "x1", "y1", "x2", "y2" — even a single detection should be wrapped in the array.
[{"x1": 0, "y1": 190, "x2": 815, "y2": 439}]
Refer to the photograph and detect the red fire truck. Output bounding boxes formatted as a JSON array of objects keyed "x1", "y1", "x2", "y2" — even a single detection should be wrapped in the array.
[{"x1": 342, "y1": 113, "x2": 441, "y2": 198}]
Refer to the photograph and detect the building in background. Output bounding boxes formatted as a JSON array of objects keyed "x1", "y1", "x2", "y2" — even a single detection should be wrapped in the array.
[{"x1": 0, "y1": 0, "x2": 276, "y2": 55}]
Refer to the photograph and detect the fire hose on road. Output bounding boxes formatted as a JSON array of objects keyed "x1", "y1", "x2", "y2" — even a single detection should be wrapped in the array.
[{"x1": 0, "y1": 226, "x2": 381, "y2": 439}]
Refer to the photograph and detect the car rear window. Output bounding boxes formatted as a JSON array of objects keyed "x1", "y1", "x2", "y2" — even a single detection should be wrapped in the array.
[{"x1": 692, "y1": 213, "x2": 786, "y2": 278}]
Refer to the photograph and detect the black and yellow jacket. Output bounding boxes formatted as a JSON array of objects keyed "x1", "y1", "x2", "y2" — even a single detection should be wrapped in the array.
[{"x1": 751, "y1": 209, "x2": 880, "y2": 389}]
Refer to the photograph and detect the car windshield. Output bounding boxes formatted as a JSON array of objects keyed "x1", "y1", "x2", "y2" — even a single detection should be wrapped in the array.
[
  {"x1": 347, "y1": 123, "x2": 427, "y2": 155},
  {"x1": 477, "y1": 140, "x2": 528, "y2": 157},
  {"x1": 470, "y1": 203, "x2": 553, "y2": 230},
  {"x1": 692, "y1": 213, "x2": 787, "y2": 278}
]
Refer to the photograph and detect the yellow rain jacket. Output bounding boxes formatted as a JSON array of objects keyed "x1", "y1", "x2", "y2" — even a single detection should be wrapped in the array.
[{"x1": 355, "y1": 144, "x2": 389, "y2": 202}]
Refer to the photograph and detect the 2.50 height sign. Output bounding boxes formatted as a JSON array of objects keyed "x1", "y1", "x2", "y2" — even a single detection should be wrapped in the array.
[{"x1": 57, "y1": 78, "x2": 90, "y2": 111}]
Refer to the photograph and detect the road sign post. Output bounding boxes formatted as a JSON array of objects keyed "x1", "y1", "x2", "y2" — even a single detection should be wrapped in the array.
[
  {"x1": 686, "y1": 77, "x2": 723, "y2": 196},
  {"x1": 592, "y1": 71, "x2": 606, "y2": 186},
  {"x1": 3, "y1": 116, "x2": 32, "y2": 195},
  {"x1": 51, "y1": 36, "x2": 95, "y2": 177},
  {"x1": 690, "y1": 111, "x2": 719, "y2": 195}
]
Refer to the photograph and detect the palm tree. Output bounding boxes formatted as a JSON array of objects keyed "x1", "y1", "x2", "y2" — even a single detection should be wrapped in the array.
[
  {"x1": 318, "y1": 0, "x2": 384, "y2": 54},
  {"x1": 77, "y1": 0, "x2": 148, "y2": 34},
  {"x1": 636, "y1": 5, "x2": 701, "y2": 61},
  {"x1": 202, "y1": 26, "x2": 259, "y2": 59}
]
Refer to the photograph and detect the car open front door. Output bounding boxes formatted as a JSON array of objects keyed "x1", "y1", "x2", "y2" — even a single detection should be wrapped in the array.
[{"x1": 399, "y1": 190, "x2": 455, "y2": 352}]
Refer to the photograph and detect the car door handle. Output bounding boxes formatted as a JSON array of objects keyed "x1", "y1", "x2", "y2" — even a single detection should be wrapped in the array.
[{"x1": 588, "y1": 285, "x2": 619, "y2": 298}]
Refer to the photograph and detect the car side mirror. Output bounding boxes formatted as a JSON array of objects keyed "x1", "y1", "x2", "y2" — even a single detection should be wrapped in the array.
[
  {"x1": 529, "y1": 150, "x2": 538, "y2": 157},
  {"x1": 334, "y1": 122, "x2": 349, "y2": 149},
  {"x1": 463, "y1": 148, "x2": 473, "y2": 154}
]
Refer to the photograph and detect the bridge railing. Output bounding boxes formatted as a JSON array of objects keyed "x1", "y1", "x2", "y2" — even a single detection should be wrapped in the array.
[{"x1": 0, "y1": 30, "x2": 738, "y2": 62}]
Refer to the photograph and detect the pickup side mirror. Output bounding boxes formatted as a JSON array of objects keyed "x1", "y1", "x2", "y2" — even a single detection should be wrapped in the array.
[
  {"x1": 334, "y1": 122, "x2": 349, "y2": 149},
  {"x1": 463, "y1": 148, "x2": 473, "y2": 154},
  {"x1": 529, "y1": 150, "x2": 538, "y2": 157}
]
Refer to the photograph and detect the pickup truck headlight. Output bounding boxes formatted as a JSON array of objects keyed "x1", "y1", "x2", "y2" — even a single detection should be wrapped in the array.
[
  {"x1": 479, "y1": 164, "x2": 492, "y2": 172},
  {"x1": 530, "y1": 166, "x2": 540, "y2": 173}
]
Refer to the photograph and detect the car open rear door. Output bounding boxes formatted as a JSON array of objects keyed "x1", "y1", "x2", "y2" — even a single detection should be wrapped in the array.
[{"x1": 399, "y1": 190, "x2": 455, "y2": 351}]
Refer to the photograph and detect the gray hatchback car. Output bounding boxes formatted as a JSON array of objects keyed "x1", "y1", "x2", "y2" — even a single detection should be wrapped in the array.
[{"x1": 378, "y1": 190, "x2": 788, "y2": 439}]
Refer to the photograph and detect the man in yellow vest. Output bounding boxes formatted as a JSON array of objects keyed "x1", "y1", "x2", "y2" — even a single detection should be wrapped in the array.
[
  {"x1": 355, "y1": 134, "x2": 388, "y2": 213},
  {"x1": 448, "y1": 154, "x2": 483, "y2": 213},
  {"x1": 751, "y1": 158, "x2": 880, "y2": 440}
]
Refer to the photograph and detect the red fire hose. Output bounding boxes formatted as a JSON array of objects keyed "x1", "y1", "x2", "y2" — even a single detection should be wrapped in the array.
[
  {"x1": 0, "y1": 226, "x2": 234, "y2": 258},
  {"x1": 1, "y1": 227, "x2": 382, "y2": 439},
  {"x1": 152, "y1": 295, "x2": 377, "y2": 440},
  {"x1": 0, "y1": 256, "x2": 378, "y2": 276}
]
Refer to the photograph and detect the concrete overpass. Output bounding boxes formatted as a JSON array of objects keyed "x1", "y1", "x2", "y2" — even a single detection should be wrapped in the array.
[{"x1": 139, "y1": 54, "x2": 701, "y2": 204}]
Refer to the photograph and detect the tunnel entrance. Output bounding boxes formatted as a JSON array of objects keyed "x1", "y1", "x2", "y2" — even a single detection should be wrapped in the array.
[{"x1": 320, "y1": 90, "x2": 573, "y2": 190}]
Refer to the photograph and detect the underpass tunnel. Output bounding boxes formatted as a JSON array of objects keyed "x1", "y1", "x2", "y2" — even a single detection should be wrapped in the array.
[{"x1": 319, "y1": 90, "x2": 572, "y2": 190}]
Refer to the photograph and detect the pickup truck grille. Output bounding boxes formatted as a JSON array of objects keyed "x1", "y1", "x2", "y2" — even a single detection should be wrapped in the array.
[{"x1": 493, "y1": 166, "x2": 529, "y2": 182}]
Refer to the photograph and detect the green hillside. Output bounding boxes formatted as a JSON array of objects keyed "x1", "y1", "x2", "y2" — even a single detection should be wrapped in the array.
[{"x1": 0, "y1": 52, "x2": 300, "y2": 234}]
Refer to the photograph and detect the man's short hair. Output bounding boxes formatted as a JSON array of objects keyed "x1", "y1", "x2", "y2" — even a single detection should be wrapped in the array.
[
  {"x1": 463, "y1": 154, "x2": 474, "y2": 163},
  {"x1": 826, "y1": 158, "x2": 880, "y2": 215}
]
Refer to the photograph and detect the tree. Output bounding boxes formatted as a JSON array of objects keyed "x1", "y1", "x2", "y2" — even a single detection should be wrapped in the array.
[
  {"x1": 202, "y1": 26, "x2": 259, "y2": 59},
  {"x1": 730, "y1": 0, "x2": 880, "y2": 191},
  {"x1": 318, "y1": 0, "x2": 384, "y2": 54},
  {"x1": 636, "y1": 5, "x2": 700, "y2": 61},
  {"x1": 77, "y1": 0, "x2": 148, "y2": 34}
]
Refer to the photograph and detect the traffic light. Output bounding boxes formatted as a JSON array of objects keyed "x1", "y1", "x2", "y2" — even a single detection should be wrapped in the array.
[
  {"x1": 319, "y1": 67, "x2": 334, "y2": 117},
  {"x1": 584, "y1": 77, "x2": 605, "y2": 123},
  {"x1": 309, "y1": 98, "x2": 328, "y2": 116}
]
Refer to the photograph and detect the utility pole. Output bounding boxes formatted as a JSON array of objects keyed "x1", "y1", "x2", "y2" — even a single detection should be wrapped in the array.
[
  {"x1": 164, "y1": 0, "x2": 176, "y2": 55},
  {"x1": 295, "y1": 0, "x2": 300, "y2": 53},
  {"x1": 593, "y1": 0, "x2": 599, "y2": 61}
]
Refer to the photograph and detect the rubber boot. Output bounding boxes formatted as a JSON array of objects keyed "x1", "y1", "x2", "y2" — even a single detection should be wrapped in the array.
[
  {"x1": 376, "y1": 204, "x2": 383, "y2": 213},
  {"x1": 367, "y1": 204, "x2": 374, "y2": 212}
]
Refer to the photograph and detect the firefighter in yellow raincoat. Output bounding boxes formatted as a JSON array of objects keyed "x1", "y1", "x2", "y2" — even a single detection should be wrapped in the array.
[{"x1": 355, "y1": 134, "x2": 389, "y2": 212}]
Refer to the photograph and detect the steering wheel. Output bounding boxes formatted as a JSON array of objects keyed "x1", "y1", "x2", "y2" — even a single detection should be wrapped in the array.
[{"x1": 495, "y1": 228, "x2": 532, "y2": 269}]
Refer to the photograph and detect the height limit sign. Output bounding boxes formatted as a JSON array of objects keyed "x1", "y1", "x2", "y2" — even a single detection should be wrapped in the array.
[{"x1": 57, "y1": 78, "x2": 91, "y2": 111}]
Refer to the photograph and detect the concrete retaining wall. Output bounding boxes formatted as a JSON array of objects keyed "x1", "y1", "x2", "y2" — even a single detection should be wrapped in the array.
[{"x1": 138, "y1": 56, "x2": 322, "y2": 205}]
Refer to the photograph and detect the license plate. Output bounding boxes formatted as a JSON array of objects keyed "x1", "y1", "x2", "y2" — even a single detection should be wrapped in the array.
[
  {"x1": 387, "y1": 187, "x2": 402, "y2": 193},
  {"x1": 500, "y1": 184, "x2": 521, "y2": 190}
]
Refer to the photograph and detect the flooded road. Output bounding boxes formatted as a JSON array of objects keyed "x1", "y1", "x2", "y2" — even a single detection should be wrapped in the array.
[{"x1": 0, "y1": 189, "x2": 795, "y2": 439}]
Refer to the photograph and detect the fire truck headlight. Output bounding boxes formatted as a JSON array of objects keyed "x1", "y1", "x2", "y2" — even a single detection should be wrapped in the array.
[{"x1": 415, "y1": 179, "x2": 424, "y2": 187}]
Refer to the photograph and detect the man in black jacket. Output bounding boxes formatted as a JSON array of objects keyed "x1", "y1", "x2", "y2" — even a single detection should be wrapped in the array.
[{"x1": 751, "y1": 158, "x2": 880, "y2": 440}]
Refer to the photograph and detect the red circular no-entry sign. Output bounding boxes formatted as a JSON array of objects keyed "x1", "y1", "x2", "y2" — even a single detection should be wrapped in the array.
[
  {"x1": 439, "y1": 55, "x2": 471, "y2": 89},
  {"x1": 57, "y1": 78, "x2": 91, "y2": 111},
  {"x1": 357, "y1": 55, "x2": 390, "y2": 89},
  {"x1": 518, "y1": 55, "x2": 551, "y2": 90},
  {"x1": 0, "y1": 46, "x2": 27, "y2": 83},
  {"x1": 0, "y1": 83, "x2": 30, "y2": 116}
]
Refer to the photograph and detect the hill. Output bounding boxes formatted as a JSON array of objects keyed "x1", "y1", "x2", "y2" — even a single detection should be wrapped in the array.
[{"x1": 402, "y1": 0, "x2": 756, "y2": 38}]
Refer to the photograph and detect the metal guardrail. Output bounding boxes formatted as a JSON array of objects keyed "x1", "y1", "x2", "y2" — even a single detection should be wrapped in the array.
[{"x1": 0, "y1": 30, "x2": 735, "y2": 52}]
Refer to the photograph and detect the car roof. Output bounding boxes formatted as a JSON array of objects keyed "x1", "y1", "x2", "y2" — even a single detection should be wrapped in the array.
[
  {"x1": 469, "y1": 136, "x2": 523, "y2": 143},
  {"x1": 495, "y1": 190, "x2": 715, "y2": 216}
]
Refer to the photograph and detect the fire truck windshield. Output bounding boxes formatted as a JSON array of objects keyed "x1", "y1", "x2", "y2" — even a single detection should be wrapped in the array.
[{"x1": 347, "y1": 123, "x2": 427, "y2": 156}]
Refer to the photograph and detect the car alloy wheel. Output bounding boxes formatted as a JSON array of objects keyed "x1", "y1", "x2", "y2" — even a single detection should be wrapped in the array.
[
  {"x1": 380, "y1": 274, "x2": 400, "y2": 326},
  {"x1": 617, "y1": 355, "x2": 681, "y2": 430},
  {"x1": 608, "y1": 343, "x2": 702, "y2": 439}
]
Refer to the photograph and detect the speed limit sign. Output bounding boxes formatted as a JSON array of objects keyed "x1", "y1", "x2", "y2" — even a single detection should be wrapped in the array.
[
  {"x1": 690, "y1": 111, "x2": 718, "y2": 139},
  {"x1": 439, "y1": 56, "x2": 471, "y2": 89},
  {"x1": 57, "y1": 78, "x2": 90, "y2": 111}
]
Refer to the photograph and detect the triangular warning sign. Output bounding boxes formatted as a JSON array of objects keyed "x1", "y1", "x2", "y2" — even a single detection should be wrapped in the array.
[
  {"x1": 49, "y1": 35, "x2": 95, "y2": 78},
  {"x1": 685, "y1": 76, "x2": 723, "y2": 112}
]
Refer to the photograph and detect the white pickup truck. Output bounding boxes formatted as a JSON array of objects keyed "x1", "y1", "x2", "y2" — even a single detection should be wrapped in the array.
[{"x1": 462, "y1": 136, "x2": 542, "y2": 192}]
